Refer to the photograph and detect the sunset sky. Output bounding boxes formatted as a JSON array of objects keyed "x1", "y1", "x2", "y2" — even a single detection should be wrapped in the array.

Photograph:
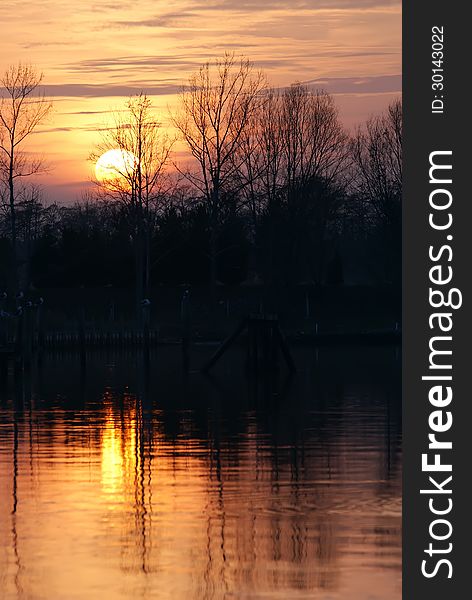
[{"x1": 0, "y1": 0, "x2": 401, "y2": 203}]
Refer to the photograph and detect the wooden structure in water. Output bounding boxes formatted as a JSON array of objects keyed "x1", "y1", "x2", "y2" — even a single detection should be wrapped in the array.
[
  {"x1": 201, "y1": 314, "x2": 296, "y2": 374},
  {"x1": 0, "y1": 298, "x2": 43, "y2": 370},
  {"x1": 0, "y1": 347, "x2": 15, "y2": 383}
]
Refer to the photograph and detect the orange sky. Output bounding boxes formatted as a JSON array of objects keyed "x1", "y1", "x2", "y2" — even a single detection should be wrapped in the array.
[{"x1": 0, "y1": 0, "x2": 401, "y2": 203}]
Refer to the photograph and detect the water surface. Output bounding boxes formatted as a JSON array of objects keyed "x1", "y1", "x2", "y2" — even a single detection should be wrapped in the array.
[{"x1": 0, "y1": 346, "x2": 401, "y2": 599}]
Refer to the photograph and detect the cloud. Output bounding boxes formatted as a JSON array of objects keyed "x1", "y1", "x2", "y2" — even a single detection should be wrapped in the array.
[
  {"x1": 62, "y1": 110, "x2": 114, "y2": 115},
  {"x1": 107, "y1": 1, "x2": 400, "y2": 32},
  {"x1": 183, "y1": 0, "x2": 400, "y2": 11},
  {"x1": 64, "y1": 55, "x2": 204, "y2": 75},
  {"x1": 43, "y1": 82, "x2": 181, "y2": 98},
  {"x1": 33, "y1": 127, "x2": 74, "y2": 134},
  {"x1": 303, "y1": 73, "x2": 401, "y2": 93},
  {"x1": 61, "y1": 47, "x2": 398, "y2": 82},
  {"x1": 21, "y1": 41, "x2": 74, "y2": 49},
  {"x1": 50, "y1": 180, "x2": 94, "y2": 189},
  {"x1": 252, "y1": 48, "x2": 397, "y2": 70},
  {"x1": 115, "y1": 11, "x2": 199, "y2": 28}
]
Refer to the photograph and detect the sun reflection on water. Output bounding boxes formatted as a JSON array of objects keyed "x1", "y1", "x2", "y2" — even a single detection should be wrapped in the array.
[
  {"x1": 0, "y1": 350, "x2": 402, "y2": 599},
  {"x1": 101, "y1": 416, "x2": 125, "y2": 496}
]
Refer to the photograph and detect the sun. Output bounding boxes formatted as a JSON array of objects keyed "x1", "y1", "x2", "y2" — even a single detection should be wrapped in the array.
[{"x1": 95, "y1": 149, "x2": 138, "y2": 187}]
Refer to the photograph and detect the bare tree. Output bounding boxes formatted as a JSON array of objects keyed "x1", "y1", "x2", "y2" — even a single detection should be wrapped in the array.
[
  {"x1": 238, "y1": 85, "x2": 349, "y2": 209},
  {"x1": 280, "y1": 86, "x2": 350, "y2": 283},
  {"x1": 0, "y1": 63, "x2": 52, "y2": 290},
  {"x1": 91, "y1": 93, "x2": 173, "y2": 317},
  {"x1": 280, "y1": 85, "x2": 349, "y2": 192},
  {"x1": 245, "y1": 85, "x2": 349, "y2": 284},
  {"x1": 241, "y1": 84, "x2": 351, "y2": 278},
  {"x1": 229, "y1": 88, "x2": 288, "y2": 282},
  {"x1": 351, "y1": 99, "x2": 402, "y2": 227},
  {"x1": 173, "y1": 54, "x2": 266, "y2": 286},
  {"x1": 351, "y1": 99, "x2": 402, "y2": 282}
]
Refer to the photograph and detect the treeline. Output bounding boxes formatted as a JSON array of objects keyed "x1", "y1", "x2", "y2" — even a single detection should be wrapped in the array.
[{"x1": 0, "y1": 57, "x2": 401, "y2": 297}]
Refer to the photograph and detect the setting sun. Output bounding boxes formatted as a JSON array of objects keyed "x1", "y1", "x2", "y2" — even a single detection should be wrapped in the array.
[
  {"x1": 0, "y1": 1, "x2": 403, "y2": 598},
  {"x1": 95, "y1": 149, "x2": 137, "y2": 187}
]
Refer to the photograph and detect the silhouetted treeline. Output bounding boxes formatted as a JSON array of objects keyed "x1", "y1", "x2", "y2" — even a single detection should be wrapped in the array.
[
  {"x1": 0, "y1": 170, "x2": 400, "y2": 291},
  {"x1": 1, "y1": 61, "x2": 401, "y2": 292}
]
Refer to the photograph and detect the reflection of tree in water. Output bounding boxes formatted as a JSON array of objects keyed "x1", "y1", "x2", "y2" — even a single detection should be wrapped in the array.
[
  {"x1": 71, "y1": 366, "x2": 348, "y2": 596},
  {"x1": 0, "y1": 351, "x2": 401, "y2": 599},
  {"x1": 11, "y1": 392, "x2": 22, "y2": 597},
  {"x1": 2, "y1": 369, "x2": 34, "y2": 598},
  {"x1": 99, "y1": 387, "x2": 152, "y2": 577}
]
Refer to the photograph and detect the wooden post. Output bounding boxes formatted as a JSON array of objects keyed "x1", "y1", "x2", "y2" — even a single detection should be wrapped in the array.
[
  {"x1": 201, "y1": 318, "x2": 248, "y2": 373},
  {"x1": 263, "y1": 319, "x2": 273, "y2": 371},
  {"x1": 0, "y1": 353, "x2": 7, "y2": 388},
  {"x1": 0, "y1": 298, "x2": 6, "y2": 349},
  {"x1": 78, "y1": 308, "x2": 86, "y2": 369},
  {"x1": 23, "y1": 303, "x2": 33, "y2": 371},
  {"x1": 181, "y1": 288, "x2": 191, "y2": 371},
  {"x1": 247, "y1": 318, "x2": 259, "y2": 372},
  {"x1": 14, "y1": 310, "x2": 24, "y2": 373},
  {"x1": 273, "y1": 323, "x2": 296, "y2": 373},
  {"x1": 142, "y1": 300, "x2": 150, "y2": 365},
  {"x1": 36, "y1": 301, "x2": 45, "y2": 357},
  {"x1": 202, "y1": 315, "x2": 295, "y2": 374}
]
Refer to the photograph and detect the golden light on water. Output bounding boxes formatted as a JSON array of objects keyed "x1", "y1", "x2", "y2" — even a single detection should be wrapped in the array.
[
  {"x1": 100, "y1": 400, "x2": 142, "y2": 500},
  {"x1": 0, "y1": 376, "x2": 402, "y2": 599},
  {"x1": 101, "y1": 413, "x2": 125, "y2": 496}
]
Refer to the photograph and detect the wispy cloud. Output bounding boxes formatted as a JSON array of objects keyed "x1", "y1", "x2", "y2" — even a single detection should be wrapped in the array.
[
  {"x1": 43, "y1": 82, "x2": 182, "y2": 98},
  {"x1": 65, "y1": 55, "x2": 203, "y2": 74},
  {"x1": 180, "y1": 0, "x2": 400, "y2": 12},
  {"x1": 62, "y1": 110, "x2": 114, "y2": 116},
  {"x1": 0, "y1": 0, "x2": 401, "y2": 203},
  {"x1": 115, "y1": 11, "x2": 199, "y2": 28},
  {"x1": 304, "y1": 73, "x2": 401, "y2": 93}
]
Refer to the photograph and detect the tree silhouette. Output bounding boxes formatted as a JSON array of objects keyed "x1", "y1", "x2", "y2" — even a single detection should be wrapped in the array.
[
  {"x1": 91, "y1": 94, "x2": 173, "y2": 318},
  {"x1": 351, "y1": 99, "x2": 402, "y2": 283},
  {"x1": 235, "y1": 85, "x2": 349, "y2": 284},
  {"x1": 173, "y1": 54, "x2": 266, "y2": 287},
  {"x1": 0, "y1": 63, "x2": 52, "y2": 291}
]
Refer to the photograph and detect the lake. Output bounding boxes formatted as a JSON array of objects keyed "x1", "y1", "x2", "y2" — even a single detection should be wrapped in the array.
[{"x1": 0, "y1": 345, "x2": 401, "y2": 599}]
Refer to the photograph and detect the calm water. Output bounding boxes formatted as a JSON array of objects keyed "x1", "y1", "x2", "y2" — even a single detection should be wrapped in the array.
[{"x1": 0, "y1": 346, "x2": 401, "y2": 600}]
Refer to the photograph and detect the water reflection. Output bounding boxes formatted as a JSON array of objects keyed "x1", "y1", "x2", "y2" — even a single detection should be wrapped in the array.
[{"x1": 0, "y1": 347, "x2": 401, "y2": 599}]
